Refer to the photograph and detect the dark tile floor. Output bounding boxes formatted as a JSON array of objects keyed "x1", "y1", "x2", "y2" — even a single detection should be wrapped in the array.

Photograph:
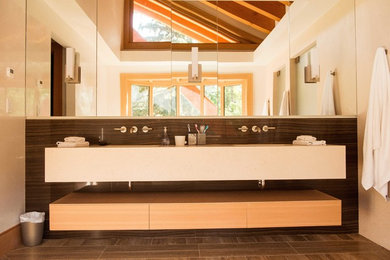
[{"x1": 2, "y1": 233, "x2": 390, "y2": 260}]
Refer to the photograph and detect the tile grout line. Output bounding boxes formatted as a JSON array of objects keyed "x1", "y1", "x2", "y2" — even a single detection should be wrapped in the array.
[
  {"x1": 286, "y1": 241, "x2": 300, "y2": 255},
  {"x1": 97, "y1": 246, "x2": 106, "y2": 259}
]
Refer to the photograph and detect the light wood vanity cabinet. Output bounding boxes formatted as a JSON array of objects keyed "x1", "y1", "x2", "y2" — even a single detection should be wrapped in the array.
[
  {"x1": 150, "y1": 203, "x2": 247, "y2": 229},
  {"x1": 50, "y1": 190, "x2": 341, "y2": 231},
  {"x1": 50, "y1": 193, "x2": 149, "y2": 230},
  {"x1": 246, "y1": 191, "x2": 342, "y2": 228}
]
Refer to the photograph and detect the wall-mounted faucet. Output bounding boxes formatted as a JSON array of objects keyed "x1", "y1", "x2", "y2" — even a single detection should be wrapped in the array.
[
  {"x1": 238, "y1": 126, "x2": 248, "y2": 132},
  {"x1": 262, "y1": 125, "x2": 276, "y2": 132},
  {"x1": 129, "y1": 126, "x2": 138, "y2": 134},
  {"x1": 142, "y1": 126, "x2": 153, "y2": 133},
  {"x1": 114, "y1": 126, "x2": 127, "y2": 133},
  {"x1": 251, "y1": 126, "x2": 261, "y2": 133}
]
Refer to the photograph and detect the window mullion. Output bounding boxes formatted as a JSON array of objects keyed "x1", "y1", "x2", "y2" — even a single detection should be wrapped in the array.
[
  {"x1": 200, "y1": 84, "x2": 205, "y2": 116},
  {"x1": 176, "y1": 85, "x2": 180, "y2": 117},
  {"x1": 221, "y1": 84, "x2": 225, "y2": 117},
  {"x1": 149, "y1": 85, "x2": 154, "y2": 116}
]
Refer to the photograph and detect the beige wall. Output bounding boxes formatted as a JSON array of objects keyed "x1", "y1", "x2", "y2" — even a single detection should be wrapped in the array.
[
  {"x1": 0, "y1": 0, "x2": 25, "y2": 233},
  {"x1": 26, "y1": 0, "x2": 97, "y2": 116},
  {"x1": 356, "y1": 0, "x2": 390, "y2": 250},
  {"x1": 255, "y1": 0, "x2": 356, "y2": 116},
  {"x1": 294, "y1": 48, "x2": 319, "y2": 115},
  {"x1": 253, "y1": 8, "x2": 289, "y2": 116},
  {"x1": 291, "y1": 0, "x2": 356, "y2": 116},
  {"x1": 97, "y1": 0, "x2": 124, "y2": 59}
]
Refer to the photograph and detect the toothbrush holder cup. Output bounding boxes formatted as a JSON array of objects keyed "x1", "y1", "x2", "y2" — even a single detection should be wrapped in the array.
[{"x1": 197, "y1": 133, "x2": 206, "y2": 145}]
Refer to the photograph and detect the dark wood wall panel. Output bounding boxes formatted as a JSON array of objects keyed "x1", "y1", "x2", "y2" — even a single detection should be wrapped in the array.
[{"x1": 25, "y1": 117, "x2": 358, "y2": 237}]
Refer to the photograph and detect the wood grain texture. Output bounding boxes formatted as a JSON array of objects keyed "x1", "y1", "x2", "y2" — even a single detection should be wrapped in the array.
[
  {"x1": 51, "y1": 190, "x2": 339, "y2": 204},
  {"x1": 150, "y1": 203, "x2": 247, "y2": 230},
  {"x1": 4, "y1": 234, "x2": 390, "y2": 259},
  {"x1": 247, "y1": 200, "x2": 342, "y2": 228},
  {"x1": 50, "y1": 190, "x2": 339, "y2": 230},
  {"x1": 26, "y1": 117, "x2": 358, "y2": 237},
  {"x1": 50, "y1": 203, "x2": 149, "y2": 231},
  {"x1": 0, "y1": 224, "x2": 22, "y2": 257}
]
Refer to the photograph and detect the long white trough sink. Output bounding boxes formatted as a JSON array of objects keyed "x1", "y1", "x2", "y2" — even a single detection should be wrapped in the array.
[{"x1": 45, "y1": 144, "x2": 346, "y2": 182}]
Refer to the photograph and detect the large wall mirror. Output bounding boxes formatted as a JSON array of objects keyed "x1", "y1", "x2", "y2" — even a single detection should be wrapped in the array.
[{"x1": 25, "y1": 0, "x2": 357, "y2": 117}]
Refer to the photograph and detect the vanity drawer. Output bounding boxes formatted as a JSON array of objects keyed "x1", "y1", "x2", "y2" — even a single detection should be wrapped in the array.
[
  {"x1": 50, "y1": 203, "x2": 149, "y2": 230},
  {"x1": 150, "y1": 203, "x2": 247, "y2": 229},
  {"x1": 247, "y1": 200, "x2": 341, "y2": 228}
]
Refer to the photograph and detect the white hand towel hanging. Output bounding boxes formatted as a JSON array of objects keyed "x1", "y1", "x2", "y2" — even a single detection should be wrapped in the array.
[
  {"x1": 261, "y1": 98, "x2": 270, "y2": 116},
  {"x1": 362, "y1": 47, "x2": 390, "y2": 200},
  {"x1": 321, "y1": 71, "x2": 336, "y2": 115},
  {"x1": 279, "y1": 90, "x2": 290, "y2": 116}
]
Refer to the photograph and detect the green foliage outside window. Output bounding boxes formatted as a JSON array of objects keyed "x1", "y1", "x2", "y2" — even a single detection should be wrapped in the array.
[
  {"x1": 133, "y1": 11, "x2": 198, "y2": 43},
  {"x1": 153, "y1": 87, "x2": 177, "y2": 116},
  {"x1": 224, "y1": 85, "x2": 242, "y2": 116},
  {"x1": 131, "y1": 85, "x2": 149, "y2": 116}
]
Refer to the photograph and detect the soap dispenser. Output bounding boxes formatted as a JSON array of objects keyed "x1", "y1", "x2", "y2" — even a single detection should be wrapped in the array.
[{"x1": 161, "y1": 126, "x2": 170, "y2": 146}]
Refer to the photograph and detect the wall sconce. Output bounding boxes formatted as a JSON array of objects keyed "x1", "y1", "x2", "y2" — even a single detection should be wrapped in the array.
[
  {"x1": 65, "y1": 47, "x2": 81, "y2": 84},
  {"x1": 304, "y1": 66, "x2": 319, "y2": 83},
  {"x1": 305, "y1": 47, "x2": 320, "y2": 83},
  {"x1": 188, "y1": 47, "x2": 202, "y2": 83}
]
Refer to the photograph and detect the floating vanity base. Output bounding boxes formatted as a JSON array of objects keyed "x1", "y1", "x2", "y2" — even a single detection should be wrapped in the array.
[{"x1": 50, "y1": 190, "x2": 341, "y2": 231}]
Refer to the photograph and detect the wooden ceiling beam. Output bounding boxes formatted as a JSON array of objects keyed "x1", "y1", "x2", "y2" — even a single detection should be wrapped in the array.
[
  {"x1": 201, "y1": 1, "x2": 273, "y2": 34},
  {"x1": 134, "y1": 0, "x2": 218, "y2": 43},
  {"x1": 235, "y1": 1, "x2": 286, "y2": 22},
  {"x1": 146, "y1": 0, "x2": 236, "y2": 43},
  {"x1": 125, "y1": 42, "x2": 259, "y2": 51},
  {"x1": 280, "y1": 1, "x2": 293, "y2": 6},
  {"x1": 163, "y1": 0, "x2": 264, "y2": 44}
]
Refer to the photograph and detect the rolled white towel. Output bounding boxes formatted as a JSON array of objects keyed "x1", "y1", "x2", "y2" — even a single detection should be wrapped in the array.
[
  {"x1": 296, "y1": 135, "x2": 317, "y2": 142},
  {"x1": 293, "y1": 140, "x2": 326, "y2": 146},
  {"x1": 57, "y1": 141, "x2": 89, "y2": 148},
  {"x1": 293, "y1": 140, "x2": 311, "y2": 145},
  {"x1": 311, "y1": 140, "x2": 326, "y2": 146},
  {"x1": 64, "y1": 136, "x2": 86, "y2": 143}
]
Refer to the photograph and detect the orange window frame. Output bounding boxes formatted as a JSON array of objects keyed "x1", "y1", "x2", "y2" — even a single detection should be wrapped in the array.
[{"x1": 120, "y1": 73, "x2": 253, "y2": 117}]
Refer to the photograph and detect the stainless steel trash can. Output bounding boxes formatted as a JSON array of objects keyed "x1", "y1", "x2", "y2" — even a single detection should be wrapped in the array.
[
  {"x1": 20, "y1": 212, "x2": 45, "y2": 247},
  {"x1": 21, "y1": 222, "x2": 44, "y2": 246}
]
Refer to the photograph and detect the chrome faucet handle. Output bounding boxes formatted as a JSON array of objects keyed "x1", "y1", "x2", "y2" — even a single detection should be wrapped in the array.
[
  {"x1": 238, "y1": 126, "x2": 249, "y2": 132},
  {"x1": 252, "y1": 126, "x2": 261, "y2": 133},
  {"x1": 114, "y1": 126, "x2": 127, "y2": 133},
  {"x1": 142, "y1": 126, "x2": 153, "y2": 133},
  {"x1": 262, "y1": 125, "x2": 276, "y2": 132},
  {"x1": 129, "y1": 126, "x2": 138, "y2": 134}
]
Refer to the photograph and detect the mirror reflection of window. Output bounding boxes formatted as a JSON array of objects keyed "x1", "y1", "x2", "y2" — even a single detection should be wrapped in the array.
[
  {"x1": 179, "y1": 86, "x2": 201, "y2": 116},
  {"x1": 224, "y1": 85, "x2": 243, "y2": 116},
  {"x1": 204, "y1": 85, "x2": 221, "y2": 116},
  {"x1": 131, "y1": 85, "x2": 149, "y2": 116},
  {"x1": 121, "y1": 73, "x2": 252, "y2": 117},
  {"x1": 153, "y1": 86, "x2": 177, "y2": 116}
]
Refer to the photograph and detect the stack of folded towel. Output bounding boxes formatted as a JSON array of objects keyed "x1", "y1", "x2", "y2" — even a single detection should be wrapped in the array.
[
  {"x1": 56, "y1": 136, "x2": 89, "y2": 148},
  {"x1": 292, "y1": 135, "x2": 326, "y2": 146}
]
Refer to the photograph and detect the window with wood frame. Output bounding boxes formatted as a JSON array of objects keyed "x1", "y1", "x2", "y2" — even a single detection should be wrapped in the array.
[
  {"x1": 122, "y1": 0, "x2": 292, "y2": 51},
  {"x1": 120, "y1": 73, "x2": 253, "y2": 116}
]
